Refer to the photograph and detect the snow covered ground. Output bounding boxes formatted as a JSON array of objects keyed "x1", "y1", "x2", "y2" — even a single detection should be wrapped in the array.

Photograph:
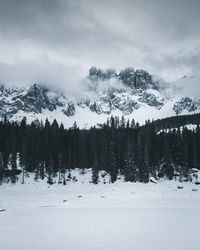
[
  {"x1": 157, "y1": 124, "x2": 198, "y2": 134},
  {"x1": 0, "y1": 170, "x2": 200, "y2": 250}
]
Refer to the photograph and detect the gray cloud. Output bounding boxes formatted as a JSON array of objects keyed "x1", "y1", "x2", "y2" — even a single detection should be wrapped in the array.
[{"x1": 0, "y1": 0, "x2": 200, "y2": 93}]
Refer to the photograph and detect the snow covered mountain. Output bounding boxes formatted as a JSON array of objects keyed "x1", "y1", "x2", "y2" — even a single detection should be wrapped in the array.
[{"x1": 0, "y1": 67, "x2": 200, "y2": 128}]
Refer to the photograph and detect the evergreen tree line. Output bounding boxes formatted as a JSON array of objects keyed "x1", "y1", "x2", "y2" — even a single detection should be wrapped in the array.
[
  {"x1": 144, "y1": 113, "x2": 200, "y2": 132},
  {"x1": 0, "y1": 114, "x2": 200, "y2": 184}
]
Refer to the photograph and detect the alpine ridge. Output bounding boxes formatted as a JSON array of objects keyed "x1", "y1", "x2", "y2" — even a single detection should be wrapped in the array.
[{"x1": 0, "y1": 67, "x2": 200, "y2": 128}]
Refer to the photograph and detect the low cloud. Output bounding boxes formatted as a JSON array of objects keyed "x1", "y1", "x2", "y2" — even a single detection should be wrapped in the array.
[
  {"x1": 0, "y1": 60, "x2": 86, "y2": 95},
  {"x1": 0, "y1": 0, "x2": 199, "y2": 94},
  {"x1": 172, "y1": 75, "x2": 200, "y2": 98}
]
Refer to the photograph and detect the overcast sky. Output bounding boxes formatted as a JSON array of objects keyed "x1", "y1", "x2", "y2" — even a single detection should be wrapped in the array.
[{"x1": 0, "y1": 0, "x2": 199, "y2": 93}]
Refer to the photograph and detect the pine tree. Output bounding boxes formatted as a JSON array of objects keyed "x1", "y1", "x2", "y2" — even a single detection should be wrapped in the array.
[
  {"x1": 163, "y1": 136, "x2": 174, "y2": 180},
  {"x1": 108, "y1": 142, "x2": 118, "y2": 183},
  {"x1": 92, "y1": 156, "x2": 99, "y2": 184},
  {"x1": 135, "y1": 132, "x2": 143, "y2": 181},
  {"x1": 20, "y1": 134, "x2": 27, "y2": 184},
  {"x1": 124, "y1": 144, "x2": 137, "y2": 182},
  {"x1": 142, "y1": 142, "x2": 150, "y2": 183},
  {"x1": 0, "y1": 153, "x2": 3, "y2": 184}
]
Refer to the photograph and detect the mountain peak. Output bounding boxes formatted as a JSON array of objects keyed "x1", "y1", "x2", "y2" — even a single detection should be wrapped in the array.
[
  {"x1": 88, "y1": 66, "x2": 157, "y2": 90},
  {"x1": 0, "y1": 67, "x2": 200, "y2": 128}
]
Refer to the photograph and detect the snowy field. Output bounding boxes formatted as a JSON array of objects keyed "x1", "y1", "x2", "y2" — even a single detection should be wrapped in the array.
[{"x1": 0, "y1": 170, "x2": 200, "y2": 250}]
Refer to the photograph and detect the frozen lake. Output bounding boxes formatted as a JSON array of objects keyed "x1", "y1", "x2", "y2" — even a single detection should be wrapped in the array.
[{"x1": 0, "y1": 171, "x2": 200, "y2": 250}]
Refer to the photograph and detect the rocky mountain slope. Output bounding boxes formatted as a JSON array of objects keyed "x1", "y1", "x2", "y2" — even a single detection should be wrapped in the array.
[{"x1": 0, "y1": 67, "x2": 200, "y2": 128}]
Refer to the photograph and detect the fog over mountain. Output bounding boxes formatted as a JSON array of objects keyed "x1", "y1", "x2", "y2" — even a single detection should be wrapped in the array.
[{"x1": 0, "y1": 0, "x2": 200, "y2": 96}]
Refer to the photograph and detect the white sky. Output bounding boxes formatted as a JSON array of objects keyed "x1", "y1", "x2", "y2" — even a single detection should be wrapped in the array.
[{"x1": 0, "y1": 0, "x2": 199, "y2": 95}]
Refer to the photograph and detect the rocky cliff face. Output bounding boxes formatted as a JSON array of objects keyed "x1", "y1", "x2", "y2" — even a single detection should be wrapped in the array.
[
  {"x1": 0, "y1": 85, "x2": 164, "y2": 118},
  {"x1": 0, "y1": 84, "x2": 65, "y2": 116},
  {"x1": 0, "y1": 67, "x2": 199, "y2": 126},
  {"x1": 88, "y1": 67, "x2": 158, "y2": 90},
  {"x1": 173, "y1": 97, "x2": 200, "y2": 115}
]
